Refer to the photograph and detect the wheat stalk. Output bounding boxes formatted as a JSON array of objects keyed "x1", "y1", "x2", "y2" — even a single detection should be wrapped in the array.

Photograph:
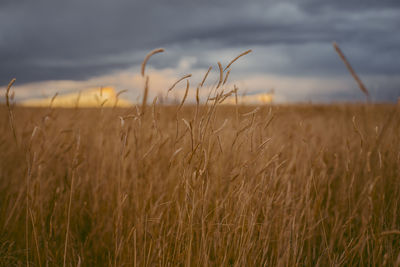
[
  {"x1": 200, "y1": 66, "x2": 212, "y2": 88},
  {"x1": 5, "y1": 78, "x2": 18, "y2": 145},
  {"x1": 167, "y1": 74, "x2": 192, "y2": 94},
  {"x1": 177, "y1": 80, "x2": 189, "y2": 112},
  {"x1": 63, "y1": 133, "x2": 81, "y2": 267},
  {"x1": 141, "y1": 48, "x2": 165, "y2": 77},
  {"x1": 141, "y1": 76, "x2": 149, "y2": 115},
  {"x1": 223, "y1": 69, "x2": 231, "y2": 85},
  {"x1": 224, "y1": 49, "x2": 252, "y2": 71},
  {"x1": 216, "y1": 62, "x2": 223, "y2": 89},
  {"x1": 333, "y1": 42, "x2": 370, "y2": 101}
]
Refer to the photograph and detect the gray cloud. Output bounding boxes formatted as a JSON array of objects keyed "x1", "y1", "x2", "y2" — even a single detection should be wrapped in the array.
[{"x1": 0, "y1": 0, "x2": 399, "y2": 101}]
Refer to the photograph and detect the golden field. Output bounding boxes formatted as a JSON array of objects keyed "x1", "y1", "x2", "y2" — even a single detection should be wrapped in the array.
[{"x1": 0, "y1": 101, "x2": 399, "y2": 266}]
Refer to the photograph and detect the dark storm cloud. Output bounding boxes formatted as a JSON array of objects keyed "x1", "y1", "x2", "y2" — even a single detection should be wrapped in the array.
[
  {"x1": 0, "y1": 0, "x2": 399, "y2": 101},
  {"x1": 300, "y1": 0, "x2": 400, "y2": 12},
  {"x1": 0, "y1": 0, "x2": 168, "y2": 83}
]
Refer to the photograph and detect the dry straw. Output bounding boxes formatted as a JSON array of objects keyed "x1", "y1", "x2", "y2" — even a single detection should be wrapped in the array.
[
  {"x1": 224, "y1": 49, "x2": 252, "y2": 71},
  {"x1": 333, "y1": 42, "x2": 370, "y2": 101},
  {"x1": 5, "y1": 78, "x2": 16, "y2": 107},
  {"x1": 141, "y1": 76, "x2": 149, "y2": 115},
  {"x1": 167, "y1": 74, "x2": 192, "y2": 94},
  {"x1": 216, "y1": 62, "x2": 223, "y2": 89},
  {"x1": 5, "y1": 78, "x2": 18, "y2": 145},
  {"x1": 200, "y1": 66, "x2": 212, "y2": 88},
  {"x1": 141, "y1": 48, "x2": 164, "y2": 77},
  {"x1": 49, "y1": 92, "x2": 59, "y2": 108},
  {"x1": 223, "y1": 69, "x2": 231, "y2": 85},
  {"x1": 177, "y1": 80, "x2": 189, "y2": 112}
]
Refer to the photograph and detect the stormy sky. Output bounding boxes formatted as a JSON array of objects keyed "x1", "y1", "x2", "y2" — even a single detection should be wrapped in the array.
[{"x1": 0, "y1": 0, "x2": 399, "y2": 102}]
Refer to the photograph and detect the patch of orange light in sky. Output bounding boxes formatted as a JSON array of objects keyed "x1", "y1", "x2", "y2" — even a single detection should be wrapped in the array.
[{"x1": 20, "y1": 87, "x2": 132, "y2": 108}]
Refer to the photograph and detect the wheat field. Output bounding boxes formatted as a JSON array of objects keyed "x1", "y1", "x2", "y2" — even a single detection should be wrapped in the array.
[
  {"x1": 1, "y1": 49, "x2": 400, "y2": 266},
  {"x1": 1, "y1": 100, "x2": 399, "y2": 266}
]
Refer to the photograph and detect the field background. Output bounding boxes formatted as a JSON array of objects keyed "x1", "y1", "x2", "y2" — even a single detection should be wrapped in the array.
[{"x1": 1, "y1": 103, "x2": 399, "y2": 266}]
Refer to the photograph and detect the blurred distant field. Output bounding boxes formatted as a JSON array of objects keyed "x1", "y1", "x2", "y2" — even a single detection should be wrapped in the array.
[{"x1": 0, "y1": 103, "x2": 399, "y2": 266}]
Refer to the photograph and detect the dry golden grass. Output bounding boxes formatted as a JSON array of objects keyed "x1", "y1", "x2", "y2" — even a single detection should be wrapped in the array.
[
  {"x1": 0, "y1": 101, "x2": 399, "y2": 266},
  {"x1": 1, "y1": 51, "x2": 399, "y2": 266}
]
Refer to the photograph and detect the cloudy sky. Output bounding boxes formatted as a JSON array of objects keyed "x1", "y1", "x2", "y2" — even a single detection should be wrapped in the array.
[{"x1": 1, "y1": 0, "x2": 399, "y2": 102}]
